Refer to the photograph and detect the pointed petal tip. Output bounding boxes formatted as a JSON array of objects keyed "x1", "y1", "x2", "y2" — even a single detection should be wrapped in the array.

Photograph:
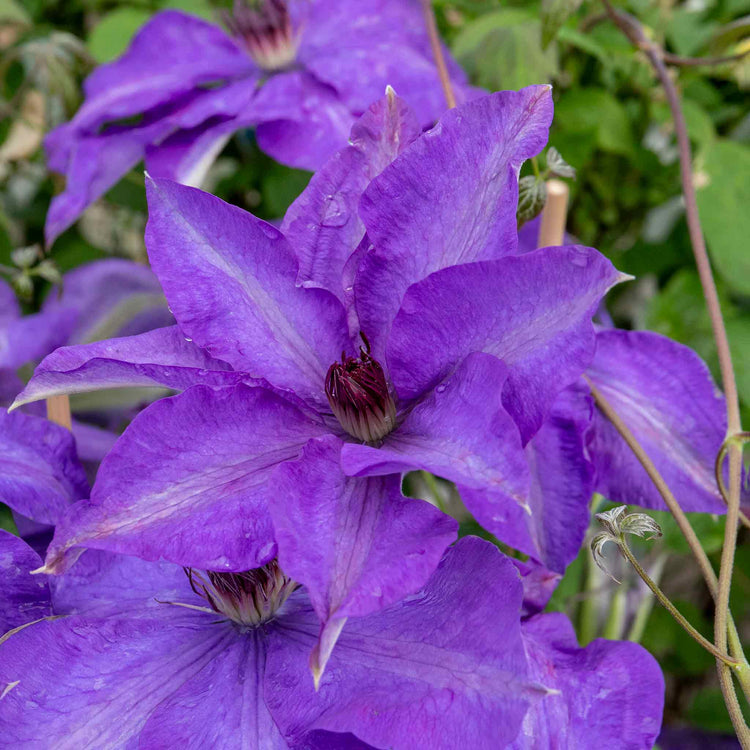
[
  {"x1": 307, "y1": 616, "x2": 348, "y2": 691},
  {"x1": 34, "y1": 545, "x2": 83, "y2": 577},
  {"x1": 309, "y1": 648, "x2": 324, "y2": 692},
  {"x1": 9, "y1": 385, "x2": 51, "y2": 411}
]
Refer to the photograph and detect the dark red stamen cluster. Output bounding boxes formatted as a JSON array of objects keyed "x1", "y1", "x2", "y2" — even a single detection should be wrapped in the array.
[
  {"x1": 325, "y1": 336, "x2": 397, "y2": 444},
  {"x1": 221, "y1": 0, "x2": 297, "y2": 71},
  {"x1": 185, "y1": 559, "x2": 296, "y2": 627}
]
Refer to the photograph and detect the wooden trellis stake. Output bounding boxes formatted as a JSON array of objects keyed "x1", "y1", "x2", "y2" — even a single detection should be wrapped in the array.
[
  {"x1": 537, "y1": 179, "x2": 570, "y2": 249},
  {"x1": 46, "y1": 394, "x2": 72, "y2": 430}
]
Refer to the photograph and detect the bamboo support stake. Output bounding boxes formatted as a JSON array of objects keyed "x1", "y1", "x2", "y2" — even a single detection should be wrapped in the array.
[
  {"x1": 46, "y1": 394, "x2": 72, "y2": 431},
  {"x1": 537, "y1": 179, "x2": 570, "y2": 248}
]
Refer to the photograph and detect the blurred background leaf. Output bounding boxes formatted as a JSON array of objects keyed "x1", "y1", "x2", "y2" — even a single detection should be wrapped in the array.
[
  {"x1": 453, "y1": 8, "x2": 558, "y2": 90},
  {"x1": 696, "y1": 138, "x2": 750, "y2": 295}
]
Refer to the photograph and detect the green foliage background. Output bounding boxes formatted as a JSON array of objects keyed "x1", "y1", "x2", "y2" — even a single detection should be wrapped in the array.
[{"x1": 1, "y1": 0, "x2": 748, "y2": 743}]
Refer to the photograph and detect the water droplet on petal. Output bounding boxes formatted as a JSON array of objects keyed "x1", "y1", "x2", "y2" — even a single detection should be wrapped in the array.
[
  {"x1": 260, "y1": 222, "x2": 280, "y2": 240},
  {"x1": 321, "y1": 194, "x2": 348, "y2": 228},
  {"x1": 435, "y1": 384, "x2": 447, "y2": 394},
  {"x1": 568, "y1": 249, "x2": 590, "y2": 267}
]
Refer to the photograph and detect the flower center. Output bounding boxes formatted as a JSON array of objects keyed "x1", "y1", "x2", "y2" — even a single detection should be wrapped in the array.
[
  {"x1": 325, "y1": 335, "x2": 397, "y2": 444},
  {"x1": 185, "y1": 559, "x2": 296, "y2": 627},
  {"x1": 222, "y1": 0, "x2": 298, "y2": 72}
]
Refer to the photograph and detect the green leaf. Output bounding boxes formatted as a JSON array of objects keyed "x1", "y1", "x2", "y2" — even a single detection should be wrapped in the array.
[
  {"x1": 695, "y1": 138, "x2": 750, "y2": 296},
  {"x1": 452, "y1": 9, "x2": 559, "y2": 91},
  {"x1": 546, "y1": 146, "x2": 576, "y2": 179},
  {"x1": 554, "y1": 88, "x2": 635, "y2": 156},
  {"x1": 0, "y1": 504, "x2": 18, "y2": 535},
  {"x1": 709, "y1": 16, "x2": 750, "y2": 52},
  {"x1": 517, "y1": 176, "x2": 547, "y2": 225},
  {"x1": 540, "y1": 0, "x2": 583, "y2": 49},
  {"x1": 651, "y1": 99, "x2": 715, "y2": 152},
  {"x1": 682, "y1": 99, "x2": 716, "y2": 150},
  {"x1": 666, "y1": 9, "x2": 719, "y2": 56},
  {"x1": 555, "y1": 26, "x2": 610, "y2": 64},
  {"x1": 644, "y1": 270, "x2": 750, "y2": 410},
  {"x1": 88, "y1": 8, "x2": 152, "y2": 64},
  {"x1": 644, "y1": 269, "x2": 727, "y2": 370},
  {"x1": 261, "y1": 164, "x2": 312, "y2": 219}
]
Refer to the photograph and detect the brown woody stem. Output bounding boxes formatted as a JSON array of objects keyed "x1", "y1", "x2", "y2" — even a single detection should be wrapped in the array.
[
  {"x1": 663, "y1": 49, "x2": 750, "y2": 67},
  {"x1": 420, "y1": 0, "x2": 456, "y2": 109}
]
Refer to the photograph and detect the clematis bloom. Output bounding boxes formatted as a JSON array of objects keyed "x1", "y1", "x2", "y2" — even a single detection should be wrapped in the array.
[
  {"x1": 43, "y1": 0, "x2": 472, "y2": 245},
  {"x1": 1, "y1": 532, "x2": 544, "y2": 750},
  {"x1": 0, "y1": 529, "x2": 664, "y2": 749},
  {"x1": 16, "y1": 91, "x2": 627, "y2": 665}
]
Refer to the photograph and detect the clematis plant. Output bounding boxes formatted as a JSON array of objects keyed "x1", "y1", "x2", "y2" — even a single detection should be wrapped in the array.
[
  {"x1": 19, "y1": 81, "x2": 732, "y2": 577},
  {"x1": 13, "y1": 81, "x2": 735, "y2": 679},
  {"x1": 13, "y1": 88, "x2": 634, "y2": 668},
  {"x1": 44, "y1": 0, "x2": 473, "y2": 245}
]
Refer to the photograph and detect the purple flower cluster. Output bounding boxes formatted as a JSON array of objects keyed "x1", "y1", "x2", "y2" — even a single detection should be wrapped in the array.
[{"x1": 0, "y1": 6, "x2": 735, "y2": 745}]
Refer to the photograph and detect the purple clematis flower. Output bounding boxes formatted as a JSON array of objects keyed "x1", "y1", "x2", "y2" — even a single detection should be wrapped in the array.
[
  {"x1": 0, "y1": 530, "x2": 665, "y2": 748},
  {"x1": 1, "y1": 532, "x2": 551, "y2": 750},
  {"x1": 1, "y1": 258, "x2": 171, "y2": 410},
  {"x1": 15, "y1": 89, "x2": 626, "y2": 663},
  {"x1": 44, "y1": 0, "x2": 473, "y2": 245}
]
